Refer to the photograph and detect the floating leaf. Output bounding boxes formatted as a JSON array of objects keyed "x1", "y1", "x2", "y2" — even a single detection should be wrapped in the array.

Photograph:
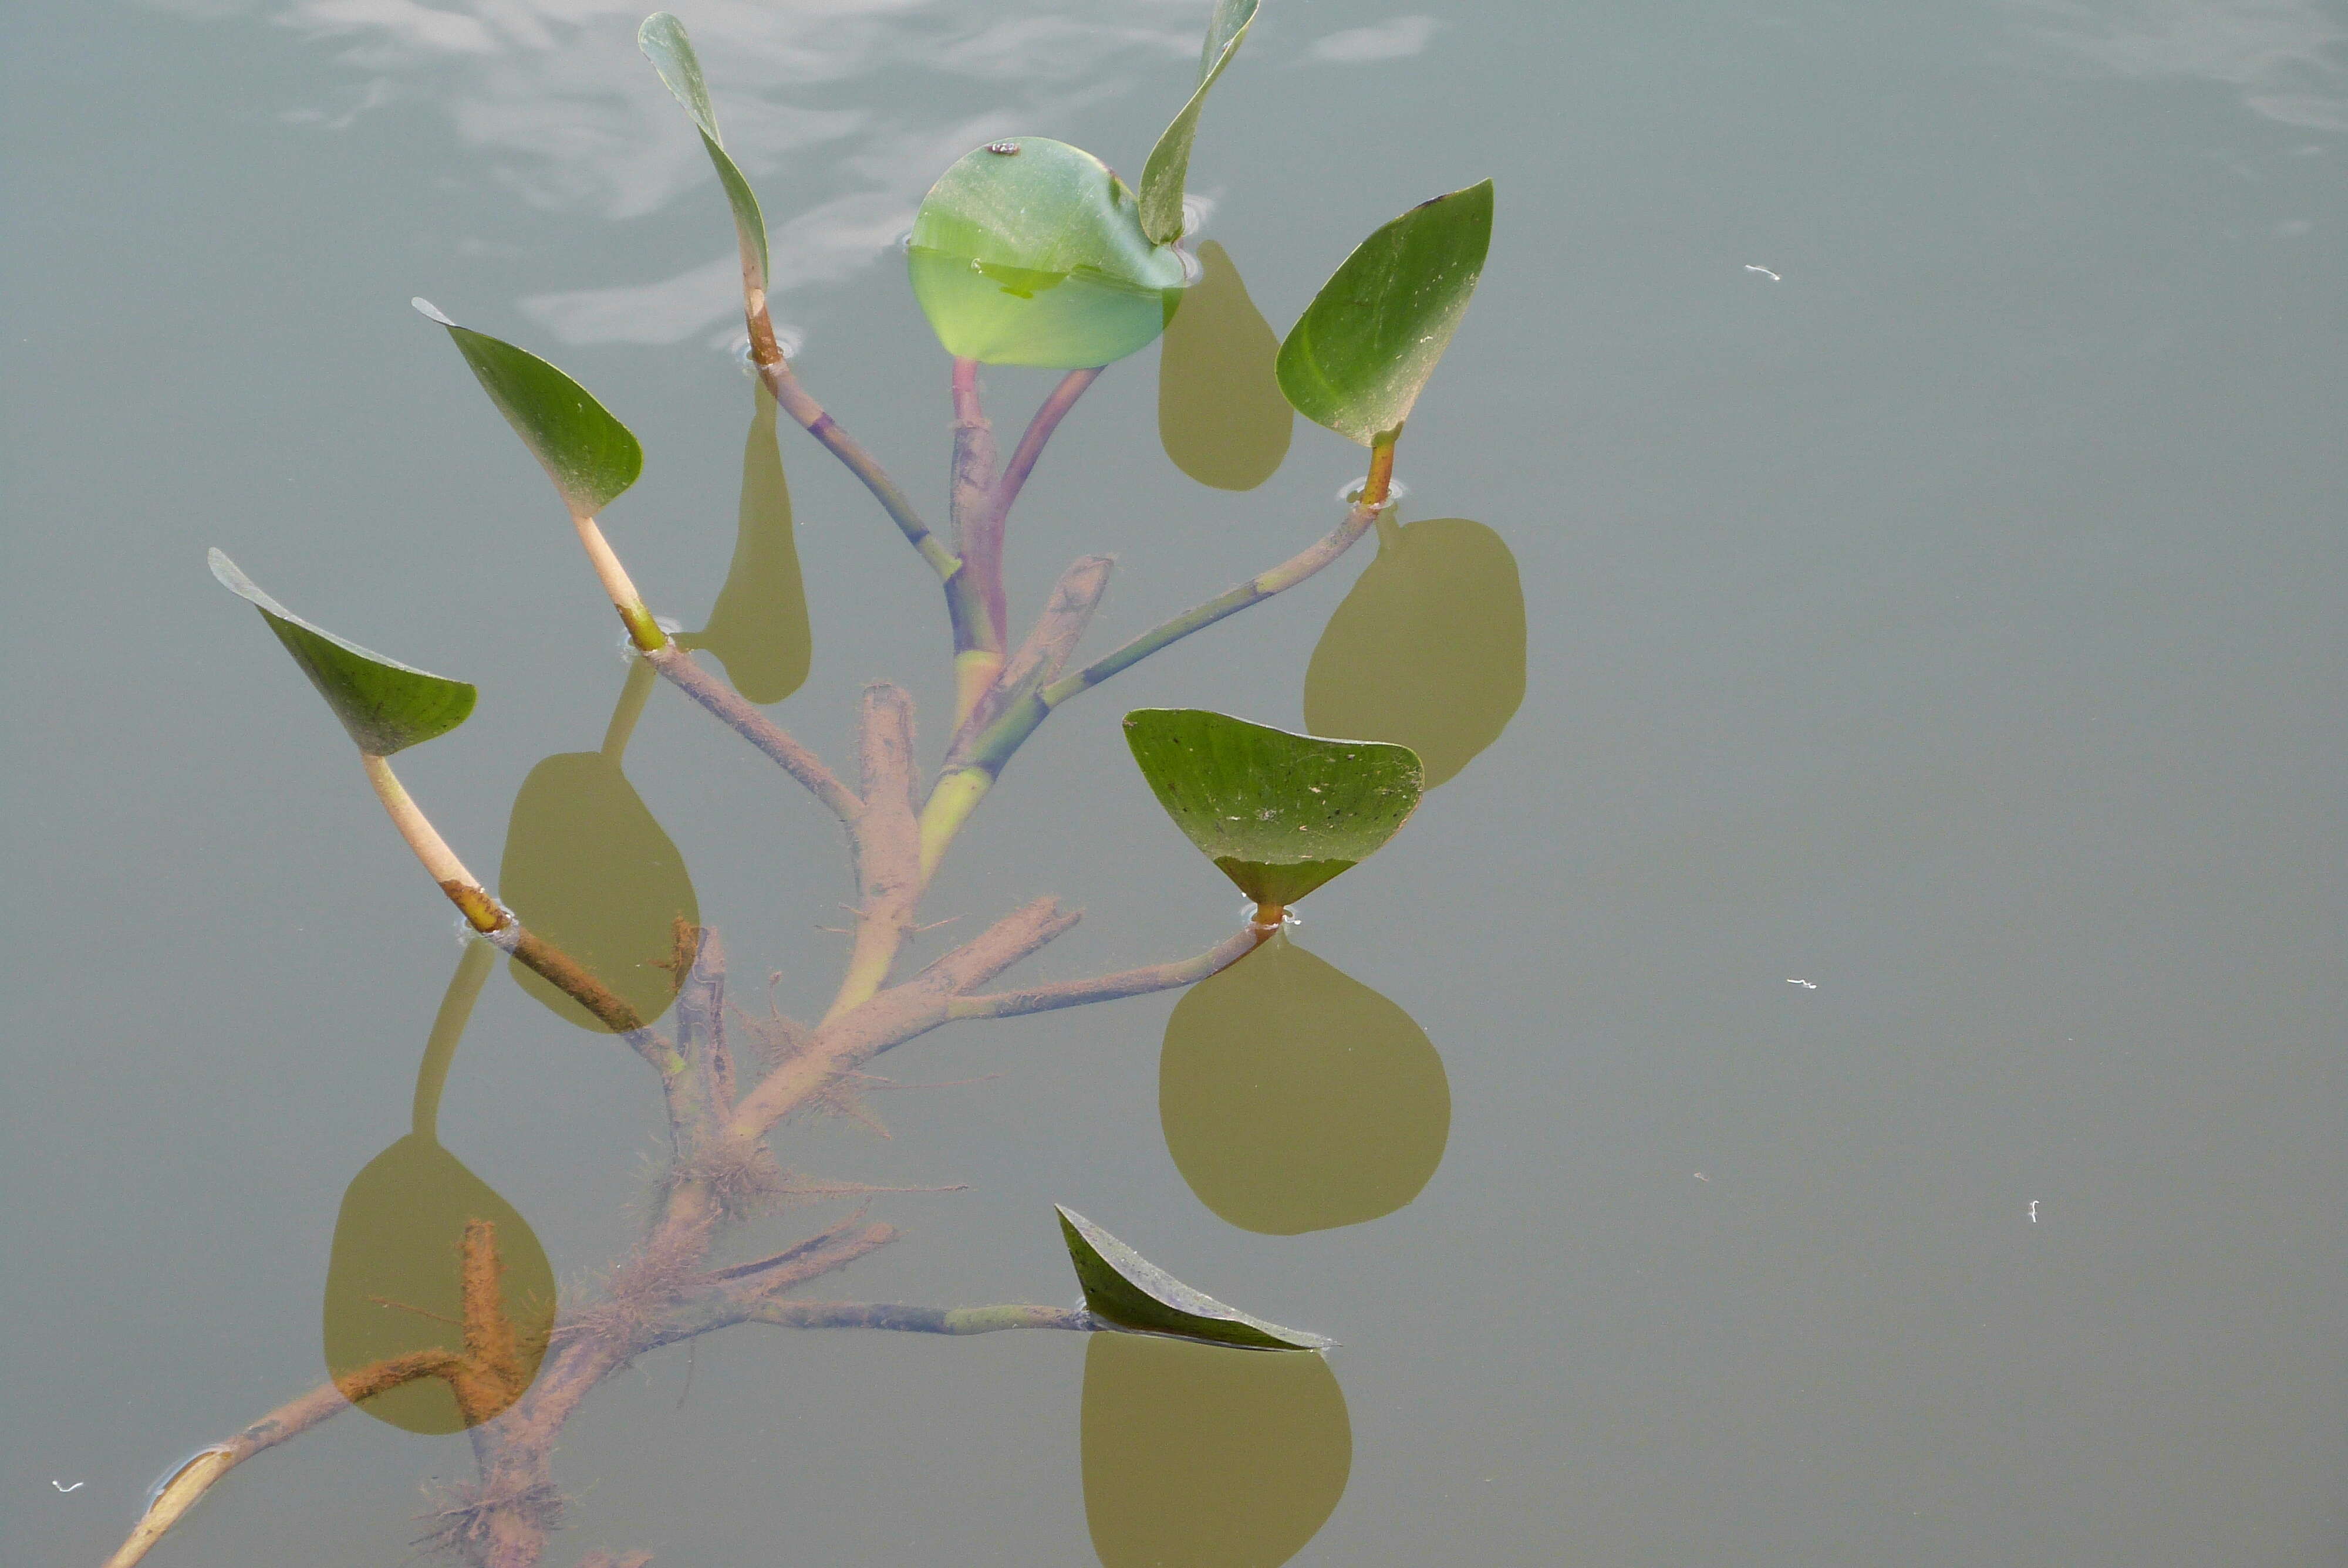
[
  {"x1": 1122, "y1": 709, "x2": 1422, "y2": 908},
  {"x1": 209, "y1": 549, "x2": 475, "y2": 756},
  {"x1": 676, "y1": 384, "x2": 811, "y2": 702},
  {"x1": 498, "y1": 664, "x2": 697, "y2": 1033},
  {"x1": 1159, "y1": 240, "x2": 1291, "y2": 491},
  {"x1": 1162, "y1": 935, "x2": 1449, "y2": 1235},
  {"x1": 1304, "y1": 515, "x2": 1524, "y2": 786},
  {"x1": 413, "y1": 298, "x2": 642, "y2": 518},
  {"x1": 323, "y1": 947, "x2": 555, "y2": 1434},
  {"x1": 638, "y1": 12, "x2": 770, "y2": 298},
  {"x1": 1138, "y1": 0, "x2": 1257, "y2": 245},
  {"x1": 1057, "y1": 1205, "x2": 1331, "y2": 1350},
  {"x1": 1083, "y1": 1331, "x2": 1351, "y2": 1568},
  {"x1": 908, "y1": 138, "x2": 1188, "y2": 368},
  {"x1": 1276, "y1": 180, "x2": 1494, "y2": 445}
]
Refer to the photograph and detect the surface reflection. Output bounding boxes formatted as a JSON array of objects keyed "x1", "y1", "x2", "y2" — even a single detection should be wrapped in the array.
[
  {"x1": 1303, "y1": 513, "x2": 1524, "y2": 788},
  {"x1": 321, "y1": 942, "x2": 556, "y2": 1433},
  {"x1": 498, "y1": 656, "x2": 699, "y2": 1031},
  {"x1": 1158, "y1": 239, "x2": 1292, "y2": 490},
  {"x1": 1082, "y1": 1332, "x2": 1351, "y2": 1568},
  {"x1": 1161, "y1": 935, "x2": 1449, "y2": 1236},
  {"x1": 676, "y1": 383, "x2": 813, "y2": 704}
]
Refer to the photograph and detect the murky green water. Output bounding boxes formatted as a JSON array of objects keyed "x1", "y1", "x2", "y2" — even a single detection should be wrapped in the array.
[{"x1": 8, "y1": 2, "x2": 2344, "y2": 1564}]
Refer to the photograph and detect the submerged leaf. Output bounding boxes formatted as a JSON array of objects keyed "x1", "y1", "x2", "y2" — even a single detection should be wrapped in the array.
[
  {"x1": 1276, "y1": 180, "x2": 1494, "y2": 445},
  {"x1": 909, "y1": 138, "x2": 1188, "y2": 368},
  {"x1": 638, "y1": 12, "x2": 771, "y2": 297},
  {"x1": 1159, "y1": 240, "x2": 1291, "y2": 491},
  {"x1": 1057, "y1": 1206, "x2": 1332, "y2": 1350},
  {"x1": 209, "y1": 549, "x2": 475, "y2": 755},
  {"x1": 1123, "y1": 709, "x2": 1422, "y2": 907},
  {"x1": 414, "y1": 298, "x2": 642, "y2": 518},
  {"x1": 676, "y1": 384, "x2": 811, "y2": 702},
  {"x1": 1083, "y1": 1331, "x2": 1351, "y2": 1568},
  {"x1": 1303, "y1": 515, "x2": 1524, "y2": 785},
  {"x1": 1138, "y1": 0, "x2": 1257, "y2": 245},
  {"x1": 1162, "y1": 935, "x2": 1449, "y2": 1235}
]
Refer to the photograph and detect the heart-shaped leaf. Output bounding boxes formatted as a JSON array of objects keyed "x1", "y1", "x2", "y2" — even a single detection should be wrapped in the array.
[
  {"x1": 1057, "y1": 1205, "x2": 1332, "y2": 1350},
  {"x1": 413, "y1": 299, "x2": 642, "y2": 518},
  {"x1": 1159, "y1": 239, "x2": 1291, "y2": 491},
  {"x1": 638, "y1": 12, "x2": 771, "y2": 299},
  {"x1": 1276, "y1": 179, "x2": 1494, "y2": 445},
  {"x1": 1138, "y1": 0, "x2": 1257, "y2": 245},
  {"x1": 1082, "y1": 1330, "x2": 1351, "y2": 1568},
  {"x1": 210, "y1": 549, "x2": 475, "y2": 756},
  {"x1": 1162, "y1": 935, "x2": 1449, "y2": 1235},
  {"x1": 675, "y1": 384, "x2": 811, "y2": 704},
  {"x1": 1303, "y1": 515, "x2": 1524, "y2": 786},
  {"x1": 1122, "y1": 709, "x2": 1423, "y2": 908},
  {"x1": 909, "y1": 138, "x2": 1189, "y2": 368}
]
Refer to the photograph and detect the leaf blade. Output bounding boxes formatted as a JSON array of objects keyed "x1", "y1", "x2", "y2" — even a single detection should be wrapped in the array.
[
  {"x1": 414, "y1": 299, "x2": 643, "y2": 519},
  {"x1": 1057, "y1": 1205, "x2": 1332, "y2": 1350},
  {"x1": 1122, "y1": 709, "x2": 1423, "y2": 906},
  {"x1": 1138, "y1": 0, "x2": 1256, "y2": 245},
  {"x1": 1276, "y1": 180, "x2": 1495, "y2": 445},
  {"x1": 638, "y1": 12, "x2": 771, "y2": 296},
  {"x1": 210, "y1": 549, "x2": 475, "y2": 756}
]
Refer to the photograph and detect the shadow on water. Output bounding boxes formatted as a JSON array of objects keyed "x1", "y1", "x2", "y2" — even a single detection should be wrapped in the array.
[
  {"x1": 1304, "y1": 513, "x2": 1524, "y2": 787},
  {"x1": 498, "y1": 654, "x2": 700, "y2": 1032},
  {"x1": 1160, "y1": 933, "x2": 1449, "y2": 1236},
  {"x1": 321, "y1": 942, "x2": 556, "y2": 1433},
  {"x1": 1083, "y1": 1331, "x2": 1351, "y2": 1568},
  {"x1": 1158, "y1": 239, "x2": 1292, "y2": 491},
  {"x1": 675, "y1": 382, "x2": 813, "y2": 705}
]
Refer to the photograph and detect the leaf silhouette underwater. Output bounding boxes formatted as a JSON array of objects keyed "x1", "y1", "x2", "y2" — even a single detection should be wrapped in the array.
[
  {"x1": 674, "y1": 382, "x2": 811, "y2": 705},
  {"x1": 1159, "y1": 239, "x2": 1292, "y2": 491}
]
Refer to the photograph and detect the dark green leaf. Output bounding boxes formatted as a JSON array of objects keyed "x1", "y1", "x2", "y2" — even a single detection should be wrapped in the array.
[
  {"x1": 1162, "y1": 935, "x2": 1449, "y2": 1235},
  {"x1": 210, "y1": 549, "x2": 475, "y2": 756},
  {"x1": 1057, "y1": 1205, "x2": 1332, "y2": 1350},
  {"x1": 1303, "y1": 515, "x2": 1524, "y2": 785},
  {"x1": 1122, "y1": 709, "x2": 1422, "y2": 907},
  {"x1": 1159, "y1": 239, "x2": 1291, "y2": 491},
  {"x1": 1276, "y1": 179, "x2": 1494, "y2": 445},
  {"x1": 638, "y1": 12, "x2": 771, "y2": 296},
  {"x1": 1138, "y1": 0, "x2": 1256, "y2": 245},
  {"x1": 1082, "y1": 1332, "x2": 1350, "y2": 1568},
  {"x1": 909, "y1": 138, "x2": 1188, "y2": 368},
  {"x1": 413, "y1": 298, "x2": 643, "y2": 518}
]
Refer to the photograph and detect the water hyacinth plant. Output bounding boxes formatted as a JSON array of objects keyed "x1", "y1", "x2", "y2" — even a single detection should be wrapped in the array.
[{"x1": 114, "y1": 8, "x2": 1523, "y2": 1565}]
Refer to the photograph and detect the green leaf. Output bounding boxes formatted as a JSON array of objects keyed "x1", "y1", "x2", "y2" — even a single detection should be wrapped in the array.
[
  {"x1": 1057, "y1": 1206, "x2": 1332, "y2": 1350},
  {"x1": 676, "y1": 383, "x2": 811, "y2": 702},
  {"x1": 1276, "y1": 179, "x2": 1495, "y2": 445},
  {"x1": 1162, "y1": 935, "x2": 1449, "y2": 1235},
  {"x1": 413, "y1": 299, "x2": 643, "y2": 518},
  {"x1": 638, "y1": 12, "x2": 771, "y2": 298},
  {"x1": 209, "y1": 549, "x2": 475, "y2": 756},
  {"x1": 1138, "y1": 0, "x2": 1256, "y2": 245},
  {"x1": 1082, "y1": 1332, "x2": 1351, "y2": 1568},
  {"x1": 1303, "y1": 515, "x2": 1524, "y2": 786},
  {"x1": 909, "y1": 138, "x2": 1188, "y2": 368},
  {"x1": 1122, "y1": 709, "x2": 1423, "y2": 907},
  {"x1": 1158, "y1": 239, "x2": 1291, "y2": 491}
]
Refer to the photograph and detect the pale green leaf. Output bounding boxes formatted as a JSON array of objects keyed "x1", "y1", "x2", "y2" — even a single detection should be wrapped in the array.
[
  {"x1": 638, "y1": 12, "x2": 771, "y2": 296},
  {"x1": 209, "y1": 549, "x2": 475, "y2": 756},
  {"x1": 1138, "y1": 0, "x2": 1256, "y2": 245}
]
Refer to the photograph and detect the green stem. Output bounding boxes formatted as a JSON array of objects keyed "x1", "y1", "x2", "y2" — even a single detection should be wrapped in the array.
[{"x1": 412, "y1": 941, "x2": 497, "y2": 1140}]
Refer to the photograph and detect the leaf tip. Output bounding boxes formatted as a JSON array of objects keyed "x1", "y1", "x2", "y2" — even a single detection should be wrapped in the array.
[{"x1": 410, "y1": 296, "x2": 457, "y2": 327}]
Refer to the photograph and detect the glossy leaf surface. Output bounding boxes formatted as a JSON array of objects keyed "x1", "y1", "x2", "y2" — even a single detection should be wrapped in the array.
[
  {"x1": 1123, "y1": 709, "x2": 1422, "y2": 907},
  {"x1": 1276, "y1": 180, "x2": 1494, "y2": 445},
  {"x1": 1084, "y1": 1331, "x2": 1351, "y2": 1568},
  {"x1": 1303, "y1": 515, "x2": 1524, "y2": 785},
  {"x1": 676, "y1": 384, "x2": 811, "y2": 702},
  {"x1": 414, "y1": 299, "x2": 643, "y2": 517},
  {"x1": 1138, "y1": 0, "x2": 1256, "y2": 245},
  {"x1": 209, "y1": 549, "x2": 475, "y2": 756},
  {"x1": 1057, "y1": 1206, "x2": 1332, "y2": 1350},
  {"x1": 1162, "y1": 936, "x2": 1449, "y2": 1234},
  {"x1": 1159, "y1": 240, "x2": 1291, "y2": 491},
  {"x1": 638, "y1": 12, "x2": 771, "y2": 296},
  {"x1": 909, "y1": 138, "x2": 1187, "y2": 368}
]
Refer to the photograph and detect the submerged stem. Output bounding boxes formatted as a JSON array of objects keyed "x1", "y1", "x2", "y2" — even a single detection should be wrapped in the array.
[{"x1": 413, "y1": 941, "x2": 496, "y2": 1140}]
